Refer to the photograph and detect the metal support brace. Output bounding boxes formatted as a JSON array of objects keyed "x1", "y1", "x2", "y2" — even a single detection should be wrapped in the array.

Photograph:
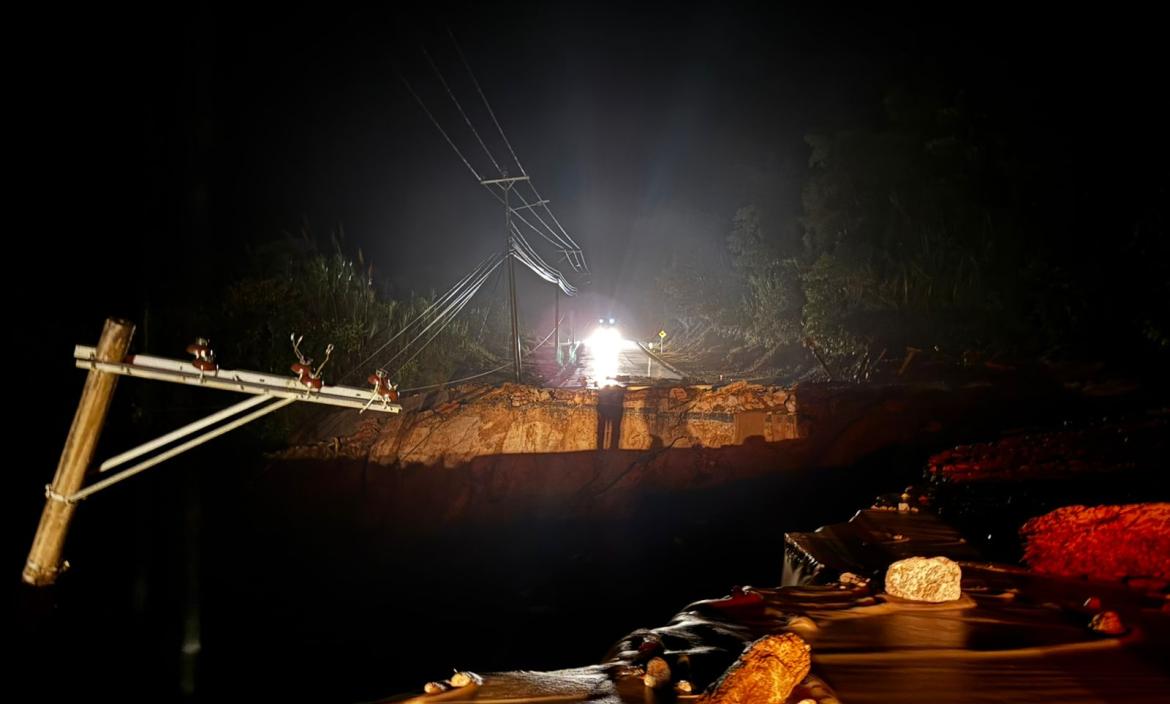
[
  {"x1": 68, "y1": 396, "x2": 296, "y2": 503},
  {"x1": 100, "y1": 394, "x2": 272, "y2": 472}
]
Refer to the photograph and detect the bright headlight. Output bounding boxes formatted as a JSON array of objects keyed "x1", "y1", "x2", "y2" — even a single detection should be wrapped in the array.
[{"x1": 585, "y1": 326, "x2": 623, "y2": 357}]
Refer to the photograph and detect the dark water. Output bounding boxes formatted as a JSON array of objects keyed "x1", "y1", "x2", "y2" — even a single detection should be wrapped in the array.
[{"x1": 12, "y1": 443, "x2": 922, "y2": 704}]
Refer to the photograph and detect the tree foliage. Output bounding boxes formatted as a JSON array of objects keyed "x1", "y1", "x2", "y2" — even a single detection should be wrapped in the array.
[
  {"x1": 726, "y1": 205, "x2": 803, "y2": 348},
  {"x1": 662, "y1": 87, "x2": 1167, "y2": 376},
  {"x1": 795, "y1": 93, "x2": 1031, "y2": 364}
]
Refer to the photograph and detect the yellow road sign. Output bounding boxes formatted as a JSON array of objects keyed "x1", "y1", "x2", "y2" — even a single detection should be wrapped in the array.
[{"x1": 659, "y1": 329, "x2": 667, "y2": 339}]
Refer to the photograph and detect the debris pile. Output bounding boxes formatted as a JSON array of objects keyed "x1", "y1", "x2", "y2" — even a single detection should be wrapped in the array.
[
  {"x1": 927, "y1": 417, "x2": 1165, "y2": 484},
  {"x1": 1021, "y1": 503, "x2": 1170, "y2": 584}
]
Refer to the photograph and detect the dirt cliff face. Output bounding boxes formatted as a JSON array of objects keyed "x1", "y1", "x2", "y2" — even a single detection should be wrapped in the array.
[
  {"x1": 285, "y1": 381, "x2": 805, "y2": 468},
  {"x1": 376, "y1": 386, "x2": 600, "y2": 467},
  {"x1": 273, "y1": 376, "x2": 1101, "y2": 525}
]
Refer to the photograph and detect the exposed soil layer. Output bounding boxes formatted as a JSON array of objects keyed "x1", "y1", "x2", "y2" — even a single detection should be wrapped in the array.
[{"x1": 279, "y1": 377, "x2": 1140, "y2": 528}]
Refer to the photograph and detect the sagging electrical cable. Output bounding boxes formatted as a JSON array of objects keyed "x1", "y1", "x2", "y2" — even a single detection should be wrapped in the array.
[
  {"x1": 389, "y1": 256, "x2": 503, "y2": 375},
  {"x1": 397, "y1": 314, "x2": 564, "y2": 393},
  {"x1": 447, "y1": 28, "x2": 585, "y2": 261},
  {"x1": 379, "y1": 254, "x2": 503, "y2": 373},
  {"x1": 511, "y1": 226, "x2": 574, "y2": 294},
  {"x1": 407, "y1": 38, "x2": 576, "y2": 256},
  {"x1": 341, "y1": 253, "x2": 500, "y2": 382},
  {"x1": 378, "y1": 256, "x2": 501, "y2": 372},
  {"x1": 510, "y1": 188, "x2": 576, "y2": 251}
]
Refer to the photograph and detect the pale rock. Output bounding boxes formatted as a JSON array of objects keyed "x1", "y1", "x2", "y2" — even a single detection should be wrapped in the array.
[{"x1": 884, "y1": 556, "x2": 962, "y2": 603}]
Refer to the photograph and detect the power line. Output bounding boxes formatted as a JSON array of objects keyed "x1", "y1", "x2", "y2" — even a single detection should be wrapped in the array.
[
  {"x1": 341, "y1": 253, "x2": 499, "y2": 382},
  {"x1": 382, "y1": 254, "x2": 503, "y2": 372},
  {"x1": 391, "y1": 256, "x2": 503, "y2": 375},
  {"x1": 533, "y1": 187, "x2": 584, "y2": 255},
  {"x1": 481, "y1": 184, "x2": 574, "y2": 251},
  {"x1": 448, "y1": 29, "x2": 587, "y2": 267},
  {"x1": 421, "y1": 44, "x2": 504, "y2": 177},
  {"x1": 510, "y1": 188, "x2": 574, "y2": 250},
  {"x1": 396, "y1": 67, "x2": 483, "y2": 182},
  {"x1": 399, "y1": 362, "x2": 512, "y2": 393},
  {"x1": 474, "y1": 262, "x2": 504, "y2": 343},
  {"x1": 398, "y1": 314, "x2": 565, "y2": 393},
  {"x1": 449, "y1": 28, "x2": 527, "y2": 177},
  {"x1": 381, "y1": 255, "x2": 501, "y2": 371},
  {"x1": 513, "y1": 236, "x2": 566, "y2": 288},
  {"x1": 528, "y1": 313, "x2": 566, "y2": 352},
  {"x1": 401, "y1": 54, "x2": 581, "y2": 261},
  {"x1": 384, "y1": 33, "x2": 590, "y2": 385}
]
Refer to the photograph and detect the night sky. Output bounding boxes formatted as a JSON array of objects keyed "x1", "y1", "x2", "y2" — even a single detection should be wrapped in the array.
[{"x1": 16, "y1": 1, "x2": 1165, "y2": 343}]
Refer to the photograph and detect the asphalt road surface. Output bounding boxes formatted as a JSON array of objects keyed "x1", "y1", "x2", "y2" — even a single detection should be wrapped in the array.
[{"x1": 550, "y1": 335, "x2": 681, "y2": 388}]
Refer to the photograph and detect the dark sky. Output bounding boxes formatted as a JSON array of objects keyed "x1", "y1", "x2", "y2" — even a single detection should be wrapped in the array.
[{"x1": 13, "y1": 1, "x2": 1166, "y2": 339}]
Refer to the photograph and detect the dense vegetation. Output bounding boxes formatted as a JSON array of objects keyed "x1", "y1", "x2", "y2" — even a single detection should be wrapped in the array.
[
  {"x1": 215, "y1": 231, "x2": 506, "y2": 388},
  {"x1": 183, "y1": 229, "x2": 510, "y2": 438},
  {"x1": 659, "y1": 90, "x2": 1169, "y2": 376}
]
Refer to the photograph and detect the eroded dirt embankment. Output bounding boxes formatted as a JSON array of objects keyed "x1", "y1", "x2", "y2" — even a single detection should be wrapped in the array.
[
  {"x1": 288, "y1": 382, "x2": 802, "y2": 467},
  {"x1": 271, "y1": 376, "x2": 1111, "y2": 525}
]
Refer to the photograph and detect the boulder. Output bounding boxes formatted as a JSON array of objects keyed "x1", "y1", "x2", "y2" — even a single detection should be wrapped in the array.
[{"x1": 884, "y1": 556, "x2": 962, "y2": 603}]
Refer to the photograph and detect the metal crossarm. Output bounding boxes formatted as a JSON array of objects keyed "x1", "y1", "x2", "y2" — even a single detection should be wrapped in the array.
[
  {"x1": 25, "y1": 320, "x2": 412, "y2": 587},
  {"x1": 45, "y1": 345, "x2": 404, "y2": 504},
  {"x1": 73, "y1": 346, "x2": 403, "y2": 413}
]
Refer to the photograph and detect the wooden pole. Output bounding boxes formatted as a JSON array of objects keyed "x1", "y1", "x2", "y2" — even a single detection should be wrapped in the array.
[
  {"x1": 23, "y1": 318, "x2": 135, "y2": 586},
  {"x1": 505, "y1": 184, "x2": 522, "y2": 382}
]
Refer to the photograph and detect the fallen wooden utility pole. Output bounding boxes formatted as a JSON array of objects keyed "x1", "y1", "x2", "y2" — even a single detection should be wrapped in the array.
[
  {"x1": 24, "y1": 318, "x2": 135, "y2": 586},
  {"x1": 23, "y1": 318, "x2": 403, "y2": 587}
]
